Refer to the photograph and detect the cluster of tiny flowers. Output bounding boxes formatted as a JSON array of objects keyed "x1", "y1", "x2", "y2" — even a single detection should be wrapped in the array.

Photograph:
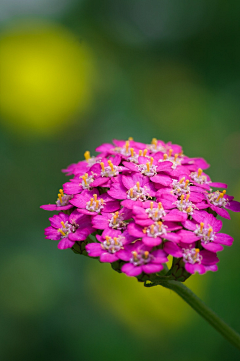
[{"x1": 41, "y1": 138, "x2": 240, "y2": 278}]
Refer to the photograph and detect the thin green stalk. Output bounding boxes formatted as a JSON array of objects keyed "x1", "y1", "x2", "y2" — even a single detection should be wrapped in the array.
[{"x1": 160, "y1": 280, "x2": 240, "y2": 350}]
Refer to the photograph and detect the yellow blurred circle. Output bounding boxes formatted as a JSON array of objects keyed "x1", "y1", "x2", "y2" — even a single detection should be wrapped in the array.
[{"x1": 0, "y1": 22, "x2": 95, "y2": 137}]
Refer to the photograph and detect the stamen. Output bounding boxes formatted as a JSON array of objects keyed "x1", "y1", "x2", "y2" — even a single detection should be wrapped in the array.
[
  {"x1": 144, "y1": 251, "x2": 149, "y2": 258},
  {"x1": 158, "y1": 221, "x2": 162, "y2": 231},
  {"x1": 58, "y1": 193, "x2": 62, "y2": 203},
  {"x1": 179, "y1": 177, "x2": 185, "y2": 184},
  {"x1": 90, "y1": 198, "x2": 93, "y2": 206},
  {"x1": 197, "y1": 168, "x2": 202, "y2": 177},
  {"x1": 93, "y1": 194, "x2": 97, "y2": 202},
  {"x1": 113, "y1": 237, "x2": 118, "y2": 244},
  {"x1": 96, "y1": 200, "x2": 99, "y2": 209},
  {"x1": 130, "y1": 148, "x2": 134, "y2": 157},
  {"x1": 186, "y1": 207, "x2": 192, "y2": 213},
  {"x1": 146, "y1": 162, "x2": 150, "y2": 172},
  {"x1": 158, "y1": 202, "x2": 162, "y2": 209},
  {"x1": 185, "y1": 179, "x2": 190, "y2": 188},
  {"x1": 132, "y1": 251, "x2": 138, "y2": 261},
  {"x1": 100, "y1": 198, "x2": 104, "y2": 204},
  {"x1": 84, "y1": 151, "x2": 90, "y2": 160},
  {"x1": 155, "y1": 210, "x2": 158, "y2": 218},
  {"x1": 200, "y1": 222, "x2": 204, "y2": 232},
  {"x1": 151, "y1": 138, "x2": 157, "y2": 145},
  {"x1": 180, "y1": 194, "x2": 184, "y2": 204},
  {"x1": 150, "y1": 224, "x2": 155, "y2": 235},
  {"x1": 163, "y1": 154, "x2": 168, "y2": 160},
  {"x1": 105, "y1": 236, "x2": 111, "y2": 245},
  {"x1": 208, "y1": 228, "x2": 213, "y2": 237},
  {"x1": 58, "y1": 229, "x2": 66, "y2": 237},
  {"x1": 143, "y1": 228, "x2": 147, "y2": 234},
  {"x1": 113, "y1": 215, "x2": 117, "y2": 224},
  {"x1": 130, "y1": 188, "x2": 134, "y2": 198},
  {"x1": 136, "y1": 182, "x2": 140, "y2": 191},
  {"x1": 128, "y1": 137, "x2": 133, "y2": 141},
  {"x1": 185, "y1": 194, "x2": 190, "y2": 201},
  {"x1": 217, "y1": 192, "x2": 223, "y2": 201},
  {"x1": 60, "y1": 221, "x2": 65, "y2": 228},
  {"x1": 222, "y1": 190, "x2": 226, "y2": 195},
  {"x1": 174, "y1": 153, "x2": 178, "y2": 161},
  {"x1": 169, "y1": 149, "x2": 173, "y2": 157},
  {"x1": 195, "y1": 248, "x2": 200, "y2": 254},
  {"x1": 139, "y1": 150, "x2": 143, "y2": 156},
  {"x1": 150, "y1": 202, "x2": 153, "y2": 210},
  {"x1": 143, "y1": 149, "x2": 147, "y2": 157},
  {"x1": 125, "y1": 141, "x2": 129, "y2": 152},
  {"x1": 59, "y1": 189, "x2": 64, "y2": 196},
  {"x1": 100, "y1": 162, "x2": 105, "y2": 171},
  {"x1": 150, "y1": 157, "x2": 154, "y2": 166},
  {"x1": 108, "y1": 160, "x2": 114, "y2": 172},
  {"x1": 82, "y1": 175, "x2": 87, "y2": 185}
]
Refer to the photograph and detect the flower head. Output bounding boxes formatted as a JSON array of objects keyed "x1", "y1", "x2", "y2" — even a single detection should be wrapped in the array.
[{"x1": 41, "y1": 137, "x2": 240, "y2": 281}]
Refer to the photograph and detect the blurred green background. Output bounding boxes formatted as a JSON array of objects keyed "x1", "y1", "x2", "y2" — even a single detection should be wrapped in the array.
[{"x1": 1, "y1": 1, "x2": 240, "y2": 360}]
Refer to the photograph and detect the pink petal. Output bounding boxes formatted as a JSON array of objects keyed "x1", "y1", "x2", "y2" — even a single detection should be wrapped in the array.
[
  {"x1": 209, "y1": 182, "x2": 228, "y2": 188},
  {"x1": 121, "y1": 263, "x2": 143, "y2": 276},
  {"x1": 108, "y1": 183, "x2": 127, "y2": 199},
  {"x1": 202, "y1": 242, "x2": 223, "y2": 252},
  {"x1": 92, "y1": 215, "x2": 109, "y2": 229},
  {"x1": 58, "y1": 238, "x2": 75, "y2": 250},
  {"x1": 127, "y1": 223, "x2": 144, "y2": 237},
  {"x1": 100, "y1": 252, "x2": 119, "y2": 263},
  {"x1": 164, "y1": 232, "x2": 181, "y2": 242},
  {"x1": 63, "y1": 182, "x2": 82, "y2": 194},
  {"x1": 178, "y1": 230, "x2": 200, "y2": 243},
  {"x1": 185, "y1": 263, "x2": 206, "y2": 274},
  {"x1": 91, "y1": 177, "x2": 109, "y2": 187},
  {"x1": 150, "y1": 175, "x2": 172, "y2": 186},
  {"x1": 142, "y1": 264, "x2": 163, "y2": 274},
  {"x1": 142, "y1": 236, "x2": 162, "y2": 247},
  {"x1": 163, "y1": 242, "x2": 183, "y2": 257},
  {"x1": 85, "y1": 243, "x2": 103, "y2": 257},
  {"x1": 215, "y1": 233, "x2": 234, "y2": 246},
  {"x1": 211, "y1": 206, "x2": 231, "y2": 219},
  {"x1": 226, "y1": 200, "x2": 240, "y2": 212},
  {"x1": 103, "y1": 201, "x2": 120, "y2": 213}
]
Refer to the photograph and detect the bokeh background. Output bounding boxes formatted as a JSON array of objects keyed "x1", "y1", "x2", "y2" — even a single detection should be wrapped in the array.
[{"x1": 1, "y1": 1, "x2": 240, "y2": 360}]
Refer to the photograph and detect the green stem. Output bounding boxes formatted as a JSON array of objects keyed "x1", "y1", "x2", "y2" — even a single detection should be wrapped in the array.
[{"x1": 160, "y1": 280, "x2": 240, "y2": 350}]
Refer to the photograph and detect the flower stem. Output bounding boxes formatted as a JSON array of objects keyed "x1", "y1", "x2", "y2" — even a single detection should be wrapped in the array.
[{"x1": 160, "y1": 280, "x2": 240, "y2": 350}]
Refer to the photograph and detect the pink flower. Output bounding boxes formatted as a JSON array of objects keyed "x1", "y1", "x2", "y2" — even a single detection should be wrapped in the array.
[
  {"x1": 40, "y1": 189, "x2": 73, "y2": 211},
  {"x1": 108, "y1": 173, "x2": 156, "y2": 209},
  {"x1": 41, "y1": 137, "x2": 239, "y2": 280},
  {"x1": 70, "y1": 189, "x2": 120, "y2": 215},
  {"x1": 44, "y1": 211, "x2": 94, "y2": 249},
  {"x1": 121, "y1": 241, "x2": 168, "y2": 276},
  {"x1": 127, "y1": 221, "x2": 181, "y2": 247},
  {"x1": 180, "y1": 213, "x2": 234, "y2": 252},
  {"x1": 63, "y1": 172, "x2": 97, "y2": 195},
  {"x1": 178, "y1": 242, "x2": 219, "y2": 274},
  {"x1": 92, "y1": 207, "x2": 133, "y2": 231},
  {"x1": 86, "y1": 229, "x2": 135, "y2": 263},
  {"x1": 62, "y1": 151, "x2": 102, "y2": 176},
  {"x1": 206, "y1": 190, "x2": 240, "y2": 219}
]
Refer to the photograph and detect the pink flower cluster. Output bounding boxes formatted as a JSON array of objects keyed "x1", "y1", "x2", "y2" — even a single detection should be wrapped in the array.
[{"x1": 41, "y1": 138, "x2": 240, "y2": 278}]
